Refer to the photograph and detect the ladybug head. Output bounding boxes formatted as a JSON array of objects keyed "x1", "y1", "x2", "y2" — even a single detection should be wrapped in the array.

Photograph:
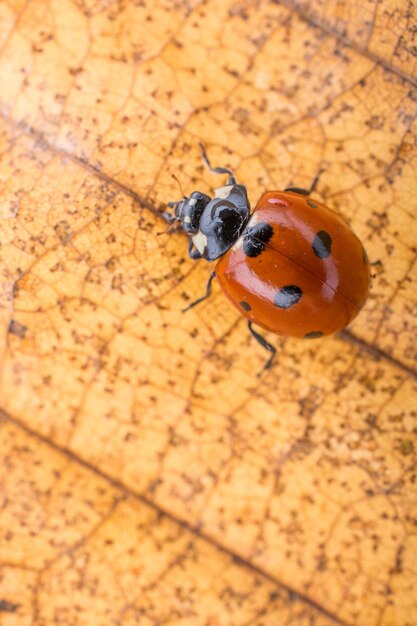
[
  {"x1": 168, "y1": 191, "x2": 211, "y2": 235},
  {"x1": 164, "y1": 145, "x2": 250, "y2": 261}
]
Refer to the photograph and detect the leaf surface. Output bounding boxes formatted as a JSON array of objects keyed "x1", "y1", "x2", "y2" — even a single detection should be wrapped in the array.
[{"x1": 0, "y1": 1, "x2": 416, "y2": 625}]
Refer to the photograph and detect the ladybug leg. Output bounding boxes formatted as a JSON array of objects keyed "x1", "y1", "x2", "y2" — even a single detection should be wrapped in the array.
[
  {"x1": 285, "y1": 168, "x2": 325, "y2": 196},
  {"x1": 188, "y1": 238, "x2": 203, "y2": 260},
  {"x1": 157, "y1": 214, "x2": 182, "y2": 236},
  {"x1": 248, "y1": 321, "x2": 276, "y2": 376},
  {"x1": 162, "y1": 204, "x2": 183, "y2": 227},
  {"x1": 307, "y1": 168, "x2": 325, "y2": 195},
  {"x1": 284, "y1": 186, "x2": 310, "y2": 196},
  {"x1": 182, "y1": 270, "x2": 216, "y2": 313},
  {"x1": 162, "y1": 210, "x2": 176, "y2": 223},
  {"x1": 199, "y1": 142, "x2": 237, "y2": 185}
]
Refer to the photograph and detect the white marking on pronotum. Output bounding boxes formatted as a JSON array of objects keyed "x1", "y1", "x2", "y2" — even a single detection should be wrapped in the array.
[
  {"x1": 214, "y1": 185, "x2": 233, "y2": 199},
  {"x1": 188, "y1": 197, "x2": 197, "y2": 206},
  {"x1": 192, "y1": 230, "x2": 208, "y2": 254}
]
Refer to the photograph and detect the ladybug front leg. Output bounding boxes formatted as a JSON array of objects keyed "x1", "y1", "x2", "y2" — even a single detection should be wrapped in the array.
[
  {"x1": 162, "y1": 210, "x2": 177, "y2": 224},
  {"x1": 248, "y1": 321, "x2": 276, "y2": 376},
  {"x1": 285, "y1": 168, "x2": 325, "y2": 196},
  {"x1": 187, "y1": 238, "x2": 203, "y2": 260},
  {"x1": 182, "y1": 270, "x2": 216, "y2": 312}
]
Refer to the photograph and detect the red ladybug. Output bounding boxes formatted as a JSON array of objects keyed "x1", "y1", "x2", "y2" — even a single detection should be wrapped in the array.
[{"x1": 164, "y1": 145, "x2": 370, "y2": 373}]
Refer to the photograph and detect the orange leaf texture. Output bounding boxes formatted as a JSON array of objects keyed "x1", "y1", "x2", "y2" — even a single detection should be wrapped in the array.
[{"x1": 0, "y1": 1, "x2": 416, "y2": 625}]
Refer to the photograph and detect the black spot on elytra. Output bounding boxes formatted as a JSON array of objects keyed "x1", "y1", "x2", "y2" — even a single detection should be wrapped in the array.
[
  {"x1": 240, "y1": 300, "x2": 252, "y2": 311},
  {"x1": 243, "y1": 222, "x2": 273, "y2": 257},
  {"x1": 274, "y1": 285, "x2": 303, "y2": 309},
  {"x1": 362, "y1": 245, "x2": 369, "y2": 265},
  {"x1": 304, "y1": 331, "x2": 324, "y2": 339},
  {"x1": 312, "y1": 231, "x2": 332, "y2": 258},
  {"x1": 307, "y1": 199, "x2": 318, "y2": 208}
]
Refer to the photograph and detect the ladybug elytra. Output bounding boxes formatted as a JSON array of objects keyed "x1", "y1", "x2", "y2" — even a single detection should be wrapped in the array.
[{"x1": 164, "y1": 145, "x2": 370, "y2": 374}]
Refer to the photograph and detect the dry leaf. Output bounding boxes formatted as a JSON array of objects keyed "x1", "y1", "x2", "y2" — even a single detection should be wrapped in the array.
[
  {"x1": 0, "y1": 1, "x2": 416, "y2": 625},
  {"x1": 1, "y1": 421, "x2": 340, "y2": 625}
]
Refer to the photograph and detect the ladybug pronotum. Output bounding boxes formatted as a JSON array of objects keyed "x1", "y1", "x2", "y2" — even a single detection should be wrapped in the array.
[{"x1": 164, "y1": 145, "x2": 370, "y2": 373}]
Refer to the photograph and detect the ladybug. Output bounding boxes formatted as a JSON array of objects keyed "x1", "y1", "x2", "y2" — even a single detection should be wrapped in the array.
[{"x1": 164, "y1": 145, "x2": 370, "y2": 373}]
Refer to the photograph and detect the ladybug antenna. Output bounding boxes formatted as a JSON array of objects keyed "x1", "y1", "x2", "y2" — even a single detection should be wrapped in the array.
[{"x1": 171, "y1": 173, "x2": 186, "y2": 199}]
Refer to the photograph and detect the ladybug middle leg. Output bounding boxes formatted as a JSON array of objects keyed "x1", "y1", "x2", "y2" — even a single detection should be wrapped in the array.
[
  {"x1": 285, "y1": 168, "x2": 325, "y2": 196},
  {"x1": 248, "y1": 321, "x2": 276, "y2": 376},
  {"x1": 182, "y1": 270, "x2": 216, "y2": 312}
]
